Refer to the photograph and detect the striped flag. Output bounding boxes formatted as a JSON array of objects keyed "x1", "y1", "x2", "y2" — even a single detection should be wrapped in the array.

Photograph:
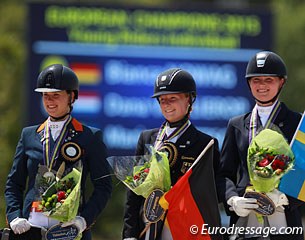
[
  {"x1": 73, "y1": 91, "x2": 102, "y2": 114},
  {"x1": 280, "y1": 111, "x2": 305, "y2": 201},
  {"x1": 70, "y1": 63, "x2": 101, "y2": 85},
  {"x1": 159, "y1": 140, "x2": 221, "y2": 240}
]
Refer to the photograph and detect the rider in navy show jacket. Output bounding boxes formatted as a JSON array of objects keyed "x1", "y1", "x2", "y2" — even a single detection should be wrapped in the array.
[{"x1": 5, "y1": 64, "x2": 112, "y2": 240}]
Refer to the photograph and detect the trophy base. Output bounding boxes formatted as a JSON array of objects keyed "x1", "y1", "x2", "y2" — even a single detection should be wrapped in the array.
[
  {"x1": 244, "y1": 191, "x2": 275, "y2": 216},
  {"x1": 143, "y1": 189, "x2": 165, "y2": 223},
  {"x1": 46, "y1": 223, "x2": 79, "y2": 240}
]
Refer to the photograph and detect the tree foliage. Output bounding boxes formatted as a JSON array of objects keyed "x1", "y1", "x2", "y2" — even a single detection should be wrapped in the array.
[
  {"x1": 0, "y1": 1, "x2": 25, "y2": 228},
  {"x1": 273, "y1": 0, "x2": 305, "y2": 112}
]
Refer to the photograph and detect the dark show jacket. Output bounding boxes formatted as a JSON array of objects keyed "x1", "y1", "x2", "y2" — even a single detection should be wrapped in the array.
[
  {"x1": 123, "y1": 123, "x2": 221, "y2": 239},
  {"x1": 5, "y1": 118, "x2": 112, "y2": 239},
  {"x1": 216, "y1": 102, "x2": 304, "y2": 239}
]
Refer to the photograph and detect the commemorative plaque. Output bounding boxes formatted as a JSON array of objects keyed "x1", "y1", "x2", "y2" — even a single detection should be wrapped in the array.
[
  {"x1": 46, "y1": 224, "x2": 79, "y2": 240},
  {"x1": 143, "y1": 189, "x2": 165, "y2": 223},
  {"x1": 244, "y1": 191, "x2": 275, "y2": 215}
]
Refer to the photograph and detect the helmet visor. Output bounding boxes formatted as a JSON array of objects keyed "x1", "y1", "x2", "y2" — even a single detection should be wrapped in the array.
[
  {"x1": 35, "y1": 88, "x2": 62, "y2": 93},
  {"x1": 151, "y1": 90, "x2": 186, "y2": 98}
]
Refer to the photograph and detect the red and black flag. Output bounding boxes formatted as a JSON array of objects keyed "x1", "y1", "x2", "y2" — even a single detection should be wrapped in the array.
[{"x1": 159, "y1": 139, "x2": 221, "y2": 239}]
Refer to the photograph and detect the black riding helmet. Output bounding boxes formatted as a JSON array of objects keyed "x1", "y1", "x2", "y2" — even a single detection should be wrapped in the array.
[
  {"x1": 35, "y1": 64, "x2": 79, "y2": 120},
  {"x1": 152, "y1": 68, "x2": 196, "y2": 126},
  {"x1": 245, "y1": 51, "x2": 287, "y2": 104},
  {"x1": 245, "y1": 51, "x2": 287, "y2": 80},
  {"x1": 35, "y1": 64, "x2": 79, "y2": 99},
  {"x1": 152, "y1": 68, "x2": 196, "y2": 103}
]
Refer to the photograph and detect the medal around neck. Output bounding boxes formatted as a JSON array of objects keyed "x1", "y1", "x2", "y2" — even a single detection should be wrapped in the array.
[
  {"x1": 144, "y1": 189, "x2": 165, "y2": 223},
  {"x1": 43, "y1": 171, "x2": 56, "y2": 183},
  {"x1": 45, "y1": 223, "x2": 79, "y2": 240},
  {"x1": 244, "y1": 191, "x2": 275, "y2": 215}
]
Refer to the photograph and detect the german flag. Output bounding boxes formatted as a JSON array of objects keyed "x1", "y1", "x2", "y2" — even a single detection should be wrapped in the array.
[
  {"x1": 159, "y1": 140, "x2": 221, "y2": 240},
  {"x1": 70, "y1": 63, "x2": 101, "y2": 85}
]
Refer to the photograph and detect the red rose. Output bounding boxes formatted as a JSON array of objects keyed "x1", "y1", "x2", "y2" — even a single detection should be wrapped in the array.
[
  {"x1": 133, "y1": 174, "x2": 140, "y2": 180},
  {"x1": 271, "y1": 159, "x2": 286, "y2": 170},
  {"x1": 257, "y1": 158, "x2": 270, "y2": 167},
  {"x1": 57, "y1": 191, "x2": 66, "y2": 202}
]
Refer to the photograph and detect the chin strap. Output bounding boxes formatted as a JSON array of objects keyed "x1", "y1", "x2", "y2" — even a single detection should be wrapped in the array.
[
  {"x1": 250, "y1": 78, "x2": 285, "y2": 106},
  {"x1": 168, "y1": 115, "x2": 189, "y2": 128},
  {"x1": 254, "y1": 87, "x2": 282, "y2": 105},
  {"x1": 50, "y1": 112, "x2": 71, "y2": 121}
]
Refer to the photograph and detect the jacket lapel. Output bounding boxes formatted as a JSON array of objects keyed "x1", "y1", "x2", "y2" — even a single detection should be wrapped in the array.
[
  {"x1": 36, "y1": 118, "x2": 84, "y2": 143},
  {"x1": 175, "y1": 124, "x2": 197, "y2": 150}
]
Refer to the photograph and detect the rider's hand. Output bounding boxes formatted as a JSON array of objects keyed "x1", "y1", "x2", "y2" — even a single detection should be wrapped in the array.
[
  {"x1": 227, "y1": 196, "x2": 259, "y2": 217},
  {"x1": 10, "y1": 217, "x2": 31, "y2": 234}
]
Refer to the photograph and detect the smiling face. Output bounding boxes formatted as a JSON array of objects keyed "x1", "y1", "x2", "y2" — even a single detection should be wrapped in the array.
[
  {"x1": 42, "y1": 91, "x2": 73, "y2": 120},
  {"x1": 158, "y1": 93, "x2": 190, "y2": 123},
  {"x1": 248, "y1": 76, "x2": 285, "y2": 106}
]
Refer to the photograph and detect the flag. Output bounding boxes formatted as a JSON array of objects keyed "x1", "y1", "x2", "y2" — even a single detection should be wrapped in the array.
[
  {"x1": 73, "y1": 91, "x2": 102, "y2": 114},
  {"x1": 70, "y1": 63, "x2": 101, "y2": 85},
  {"x1": 159, "y1": 140, "x2": 221, "y2": 240},
  {"x1": 279, "y1": 111, "x2": 305, "y2": 201}
]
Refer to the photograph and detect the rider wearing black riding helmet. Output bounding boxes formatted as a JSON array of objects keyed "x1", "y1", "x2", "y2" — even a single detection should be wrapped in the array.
[
  {"x1": 4, "y1": 64, "x2": 112, "y2": 240},
  {"x1": 217, "y1": 51, "x2": 304, "y2": 240},
  {"x1": 245, "y1": 51, "x2": 287, "y2": 106},
  {"x1": 123, "y1": 68, "x2": 221, "y2": 240},
  {"x1": 35, "y1": 64, "x2": 79, "y2": 120}
]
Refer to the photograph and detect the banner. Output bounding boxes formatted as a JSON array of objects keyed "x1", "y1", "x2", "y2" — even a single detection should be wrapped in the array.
[{"x1": 159, "y1": 140, "x2": 221, "y2": 239}]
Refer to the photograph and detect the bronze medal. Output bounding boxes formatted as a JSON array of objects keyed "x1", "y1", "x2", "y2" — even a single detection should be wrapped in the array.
[
  {"x1": 61, "y1": 142, "x2": 81, "y2": 162},
  {"x1": 159, "y1": 142, "x2": 178, "y2": 167},
  {"x1": 244, "y1": 191, "x2": 275, "y2": 215},
  {"x1": 143, "y1": 189, "x2": 165, "y2": 223}
]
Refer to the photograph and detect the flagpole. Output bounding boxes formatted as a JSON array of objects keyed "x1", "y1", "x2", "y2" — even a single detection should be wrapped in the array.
[
  {"x1": 290, "y1": 110, "x2": 305, "y2": 147},
  {"x1": 187, "y1": 139, "x2": 214, "y2": 172}
]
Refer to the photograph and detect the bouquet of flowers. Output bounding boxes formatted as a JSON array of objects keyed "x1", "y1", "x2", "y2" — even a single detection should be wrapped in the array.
[
  {"x1": 107, "y1": 146, "x2": 171, "y2": 198},
  {"x1": 247, "y1": 129, "x2": 294, "y2": 193},
  {"x1": 34, "y1": 162, "x2": 82, "y2": 222}
]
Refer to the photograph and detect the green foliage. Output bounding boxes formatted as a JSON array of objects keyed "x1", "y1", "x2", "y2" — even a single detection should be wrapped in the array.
[
  {"x1": 0, "y1": 2, "x2": 26, "y2": 228},
  {"x1": 93, "y1": 179, "x2": 126, "y2": 239},
  {"x1": 272, "y1": 0, "x2": 305, "y2": 112}
]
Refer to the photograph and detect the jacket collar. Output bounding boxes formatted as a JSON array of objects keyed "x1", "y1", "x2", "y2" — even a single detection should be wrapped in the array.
[
  {"x1": 36, "y1": 117, "x2": 83, "y2": 133},
  {"x1": 246, "y1": 102, "x2": 288, "y2": 130}
]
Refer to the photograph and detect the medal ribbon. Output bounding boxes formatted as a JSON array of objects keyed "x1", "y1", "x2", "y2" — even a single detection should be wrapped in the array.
[
  {"x1": 44, "y1": 116, "x2": 72, "y2": 171},
  {"x1": 154, "y1": 120, "x2": 190, "y2": 150},
  {"x1": 249, "y1": 100, "x2": 281, "y2": 144}
]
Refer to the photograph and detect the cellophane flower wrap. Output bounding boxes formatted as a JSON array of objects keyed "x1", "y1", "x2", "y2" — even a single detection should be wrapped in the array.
[
  {"x1": 247, "y1": 129, "x2": 294, "y2": 193},
  {"x1": 34, "y1": 162, "x2": 82, "y2": 222},
  {"x1": 107, "y1": 146, "x2": 171, "y2": 198}
]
